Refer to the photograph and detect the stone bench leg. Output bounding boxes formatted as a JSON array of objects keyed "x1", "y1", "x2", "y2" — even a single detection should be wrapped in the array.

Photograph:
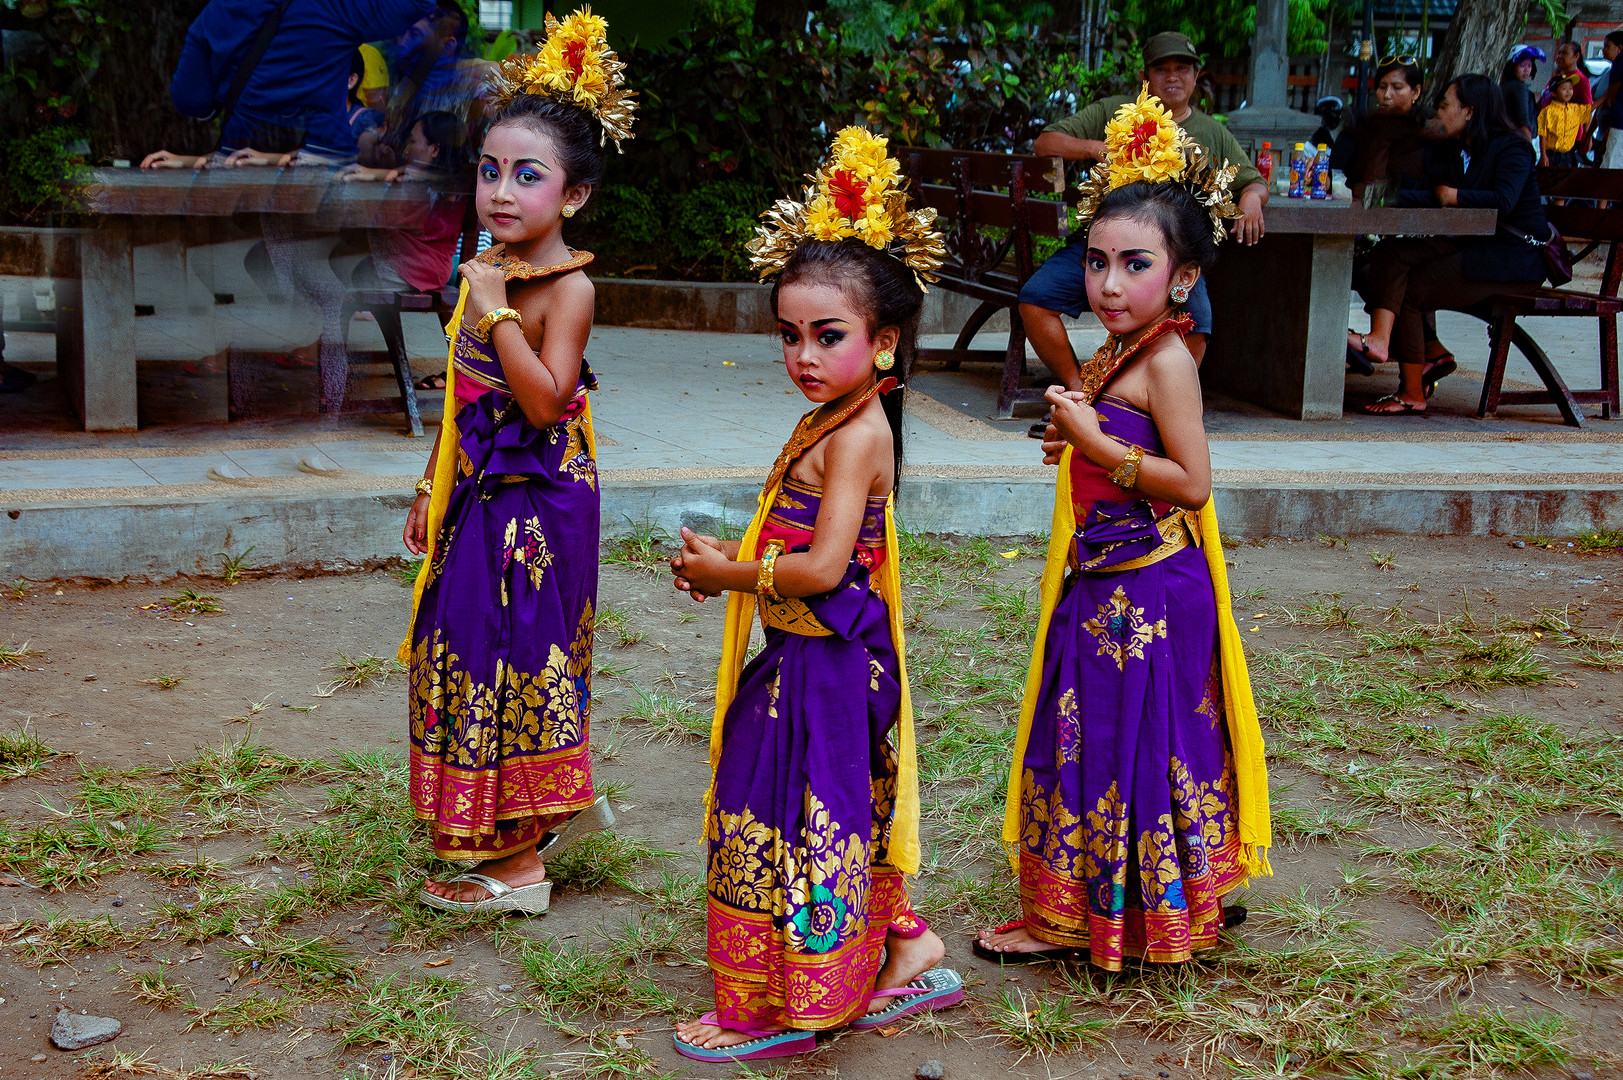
[{"x1": 56, "y1": 217, "x2": 138, "y2": 431}]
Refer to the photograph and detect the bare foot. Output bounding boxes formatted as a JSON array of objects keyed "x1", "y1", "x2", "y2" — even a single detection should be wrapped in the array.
[
  {"x1": 1347, "y1": 329, "x2": 1390, "y2": 364},
  {"x1": 674, "y1": 1018, "x2": 780, "y2": 1050},
  {"x1": 421, "y1": 845, "x2": 546, "y2": 903},
  {"x1": 867, "y1": 929, "x2": 946, "y2": 1012},
  {"x1": 977, "y1": 923, "x2": 1061, "y2": 954}
]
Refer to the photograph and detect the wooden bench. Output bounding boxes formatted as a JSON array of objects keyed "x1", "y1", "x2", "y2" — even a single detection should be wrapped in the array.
[
  {"x1": 899, "y1": 147, "x2": 1068, "y2": 418},
  {"x1": 1477, "y1": 166, "x2": 1623, "y2": 428},
  {"x1": 338, "y1": 186, "x2": 482, "y2": 437}
]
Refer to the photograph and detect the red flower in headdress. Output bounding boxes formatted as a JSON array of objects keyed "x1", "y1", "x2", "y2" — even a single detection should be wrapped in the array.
[
  {"x1": 828, "y1": 168, "x2": 868, "y2": 220},
  {"x1": 561, "y1": 38, "x2": 587, "y2": 78}
]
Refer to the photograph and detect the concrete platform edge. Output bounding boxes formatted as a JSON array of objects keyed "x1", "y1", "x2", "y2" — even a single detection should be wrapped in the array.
[{"x1": 3, "y1": 479, "x2": 1620, "y2": 581}]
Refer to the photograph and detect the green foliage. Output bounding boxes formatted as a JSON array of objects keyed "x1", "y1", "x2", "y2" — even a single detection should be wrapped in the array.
[{"x1": 4, "y1": 126, "x2": 90, "y2": 219}]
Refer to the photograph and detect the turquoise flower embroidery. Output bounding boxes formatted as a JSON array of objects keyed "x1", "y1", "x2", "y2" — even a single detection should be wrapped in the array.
[{"x1": 790, "y1": 884, "x2": 847, "y2": 954}]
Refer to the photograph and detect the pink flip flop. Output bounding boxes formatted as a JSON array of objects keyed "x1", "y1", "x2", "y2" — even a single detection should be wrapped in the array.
[
  {"x1": 673, "y1": 1013, "x2": 816, "y2": 1062},
  {"x1": 848, "y1": 967, "x2": 965, "y2": 1030}
]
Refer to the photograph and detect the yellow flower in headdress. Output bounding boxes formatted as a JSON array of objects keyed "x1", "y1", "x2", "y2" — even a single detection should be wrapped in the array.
[
  {"x1": 745, "y1": 126, "x2": 946, "y2": 288},
  {"x1": 489, "y1": 6, "x2": 637, "y2": 150},
  {"x1": 805, "y1": 197, "x2": 856, "y2": 242},
  {"x1": 1103, "y1": 83, "x2": 1188, "y2": 188}
]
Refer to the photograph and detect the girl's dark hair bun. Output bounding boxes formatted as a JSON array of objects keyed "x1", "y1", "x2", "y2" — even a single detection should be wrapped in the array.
[
  {"x1": 486, "y1": 95, "x2": 605, "y2": 189},
  {"x1": 1090, "y1": 181, "x2": 1219, "y2": 273}
]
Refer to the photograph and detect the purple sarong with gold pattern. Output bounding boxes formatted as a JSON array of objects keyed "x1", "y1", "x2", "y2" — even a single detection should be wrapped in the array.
[
  {"x1": 1017, "y1": 394, "x2": 1246, "y2": 968},
  {"x1": 407, "y1": 314, "x2": 599, "y2": 861},
  {"x1": 707, "y1": 478, "x2": 926, "y2": 1032}
]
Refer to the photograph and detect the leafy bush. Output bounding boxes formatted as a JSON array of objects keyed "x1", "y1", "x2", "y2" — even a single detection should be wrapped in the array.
[{"x1": 580, "y1": 180, "x2": 772, "y2": 281}]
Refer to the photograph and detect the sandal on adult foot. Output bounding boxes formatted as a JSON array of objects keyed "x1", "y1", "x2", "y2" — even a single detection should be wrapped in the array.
[
  {"x1": 1362, "y1": 394, "x2": 1426, "y2": 416},
  {"x1": 970, "y1": 920, "x2": 1088, "y2": 965},
  {"x1": 1422, "y1": 358, "x2": 1456, "y2": 399},
  {"x1": 415, "y1": 371, "x2": 447, "y2": 391},
  {"x1": 849, "y1": 968, "x2": 965, "y2": 1030},
  {"x1": 1027, "y1": 410, "x2": 1053, "y2": 440},
  {"x1": 418, "y1": 873, "x2": 551, "y2": 915},
  {"x1": 536, "y1": 795, "x2": 615, "y2": 858},
  {"x1": 1346, "y1": 331, "x2": 1376, "y2": 376},
  {"x1": 672, "y1": 1014, "x2": 816, "y2": 1062}
]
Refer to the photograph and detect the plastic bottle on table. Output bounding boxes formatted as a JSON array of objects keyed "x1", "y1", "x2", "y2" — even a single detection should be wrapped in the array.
[
  {"x1": 1310, "y1": 143, "x2": 1332, "y2": 199},
  {"x1": 1256, "y1": 141, "x2": 1274, "y2": 188},
  {"x1": 1287, "y1": 143, "x2": 1307, "y2": 198}
]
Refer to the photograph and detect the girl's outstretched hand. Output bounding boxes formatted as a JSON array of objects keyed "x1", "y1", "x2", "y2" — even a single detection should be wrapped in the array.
[
  {"x1": 404, "y1": 493, "x2": 431, "y2": 556},
  {"x1": 1042, "y1": 386, "x2": 1097, "y2": 464},
  {"x1": 460, "y1": 259, "x2": 508, "y2": 321},
  {"x1": 671, "y1": 527, "x2": 728, "y2": 601}
]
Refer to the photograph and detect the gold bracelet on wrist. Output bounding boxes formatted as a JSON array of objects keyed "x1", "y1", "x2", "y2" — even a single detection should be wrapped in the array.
[
  {"x1": 756, "y1": 540, "x2": 785, "y2": 604},
  {"x1": 471, "y1": 307, "x2": 522, "y2": 342},
  {"x1": 414, "y1": 477, "x2": 433, "y2": 497},
  {"x1": 1107, "y1": 444, "x2": 1144, "y2": 489}
]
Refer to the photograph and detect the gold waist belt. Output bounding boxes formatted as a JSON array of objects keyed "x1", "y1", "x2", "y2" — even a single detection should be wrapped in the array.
[
  {"x1": 1074, "y1": 507, "x2": 1202, "y2": 574},
  {"x1": 758, "y1": 596, "x2": 834, "y2": 637}
]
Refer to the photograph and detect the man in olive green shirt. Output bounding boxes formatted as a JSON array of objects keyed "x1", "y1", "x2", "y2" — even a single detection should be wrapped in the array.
[{"x1": 1019, "y1": 30, "x2": 1267, "y2": 410}]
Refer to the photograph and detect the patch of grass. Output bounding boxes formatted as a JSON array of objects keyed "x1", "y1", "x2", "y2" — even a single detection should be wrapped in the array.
[
  {"x1": 548, "y1": 831, "x2": 673, "y2": 893},
  {"x1": 322, "y1": 652, "x2": 406, "y2": 692},
  {"x1": 622, "y1": 688, "x2": 707, "y2": 742},
  {"x1": 215, "y1": 544, "x2": 256, "y2": 586},
  {"x1": 0, "y1": 722, "x2": 57, "y2": 778},
  {"x1": 0, "y1": 640, "x2": 42, "y2": 668},
  {"x1": 1368, "y1": 549, "x2": 1396, "y2": 571},
  {"x1": 16, "y1": 911, "x2": 140, "y2": 964},
  {"x1": 1444, "y1": 636, "x2": 1554, "y2": 690},
  {"x1": 220, "y1": 932, "x2": 359, "y2": 989},
  {"x1": 984, "y1": 988, "x2": 1112, "y2": 1059},
  {"x1": 74, "y1": 765, "x2": 177, "y2": 819},
  {"x1": 342, "y1": 973, "x2": 478, "y2": 1073},
  {"x1": 6, "y1": 577, "x2": 28, "y2": 601},
  {"x1": 515, "y1": 935, "x2": 679, "y2": 1019},
  {"x1": 549, "y1": 1023, "x2": 678, "y2": 1078},
  {"x1": 1, "y1": 816, "x2": 172, "y2": 891},
  {"x1": 1573, "y1": 528, "x2": 1623, "y2": 552},
  {"x1": 595, "y1": 602, "x2": 647, "y2": 648},
  {"x1": 1397, "y1": 1006, "x2": 1571, "y2": 1075},
  {"x1": 153, "y1": 882, "x2": 258, "y2": 942},
  {"x1": 144, "y1": 673, "x2": 187, "y2": 690},
  {"x1": 155, "y1": 586, "x2": 224, "y2": 616},
  {"x1": 604, "y1": 517, "x2": 672, "y2": 574},
  {"x1": 124, "y1": 967, "x2": 191, "y2": 1010},
  {"x1": 188, "y1": 989, "x2": 302, "y2": 1032},
  {"x1": 391, "y1": 556, "x2": 425, "y2": 587},
  {"x1": 172, "y1": 735, "x2": 319, "y2": 806},
  {"x1": 1272, "y1": 805, "x2": 1376, "y2": 845},
  {"x1": 1253, "y1": 885, "x2": 1370, "y2": 941}
]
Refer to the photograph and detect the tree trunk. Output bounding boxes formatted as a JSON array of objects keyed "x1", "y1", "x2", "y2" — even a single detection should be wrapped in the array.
[
  {"x1": 1425, "y1": 0, "x2": 1530, "y2": 105},
  {"x1": 89, "y1": 0, "x2": 216, "y2": 159}
]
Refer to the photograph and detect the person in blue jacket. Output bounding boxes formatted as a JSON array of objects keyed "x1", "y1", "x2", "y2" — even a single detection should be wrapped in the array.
[{"x1": 168, "y1": 0, "x2": 436, "y2": 162}]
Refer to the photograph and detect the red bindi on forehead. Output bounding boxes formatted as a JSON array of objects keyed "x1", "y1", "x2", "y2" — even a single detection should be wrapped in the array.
[{"x1": 503, "y1": 158, "x2": 509, "y2": 164}]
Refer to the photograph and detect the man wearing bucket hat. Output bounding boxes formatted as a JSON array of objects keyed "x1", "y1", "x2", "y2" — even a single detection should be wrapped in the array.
[{"x1": 1019, "y1": 30, "x2": 1267, "y2": 433}]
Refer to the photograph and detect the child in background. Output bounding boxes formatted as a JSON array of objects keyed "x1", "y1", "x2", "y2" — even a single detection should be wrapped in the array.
[
  {"x1": 1540, "y1": 74, "x2": 1592, "y2": 169},
  {"x1": 402, "y1": 8, "x2": 635, "y2": 915},
  {"x1": 977, "y1": 90, "x2": 1271, "y2": 971},
  {"x1": 668, "y1": 129, "x2": 962, "y2": 1062}
]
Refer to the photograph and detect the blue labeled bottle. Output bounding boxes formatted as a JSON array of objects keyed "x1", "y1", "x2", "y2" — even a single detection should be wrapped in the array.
[
  {"x1": 1287, "y1": 143, "x2": 1307, "y2": 198},
  {"x1": 1310, "y1": 143, "x2": 1332, "y2": 199}
]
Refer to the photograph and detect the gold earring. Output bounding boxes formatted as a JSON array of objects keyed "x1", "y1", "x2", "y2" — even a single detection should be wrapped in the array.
[
  {"x1": 873, "y1": 349, "x2": 895, "y2": 371},
  {"x1": 561, "y1": 204, "x2": 576, "y2": 218}
]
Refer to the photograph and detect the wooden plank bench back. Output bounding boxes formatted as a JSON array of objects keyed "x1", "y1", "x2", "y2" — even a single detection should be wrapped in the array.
[
  {"x1": 898, "y1": 146, "x2": 1067, "y2": 417},
  {"x1": 1477, "y1": 166, "x2": 1623, "y2": 427}
]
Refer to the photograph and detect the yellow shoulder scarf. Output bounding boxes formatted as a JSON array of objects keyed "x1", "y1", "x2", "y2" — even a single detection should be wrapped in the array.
[
  {"x1": 999, "y1": 446, "x2": 1272, "y2": 880},
  {"x1": 706, "y1": 398, "x2": 920, "y2": 877},
  {"x1": 397, "y1": 280, "x2": 598, "y2": 663}
]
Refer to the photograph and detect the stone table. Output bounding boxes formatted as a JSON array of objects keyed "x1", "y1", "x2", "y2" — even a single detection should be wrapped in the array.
[
  {"x1": 1202, "y1": 199, "x2": 1497, "y2": 420},
  {"x1": 65, "y1": 167, "x2": 448, "y2": 431}
]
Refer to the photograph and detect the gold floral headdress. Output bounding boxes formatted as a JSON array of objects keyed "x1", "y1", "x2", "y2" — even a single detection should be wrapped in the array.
[
  {"x1": 746, "y1": 127, "x2": 946, "y2": 289},
  {"x1": 1072, "y1": 84, "x2": 1241, "y2": 244},
  {"x1": 488, "y1": 6, "x2": 636, "y2": 150}
]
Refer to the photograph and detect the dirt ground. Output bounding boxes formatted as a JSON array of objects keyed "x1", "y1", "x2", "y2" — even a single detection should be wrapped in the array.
[{"x1": 0, "y1": 534, "x2": 1618, "y2": 1079}]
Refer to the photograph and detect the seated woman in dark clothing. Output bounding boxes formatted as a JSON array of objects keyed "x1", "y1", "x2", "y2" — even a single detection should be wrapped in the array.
[
  {"x1": 1347, "y1": 73, "x2": 1549, "y2": 415},
  {"x1": 1331, "y1": 59, "x2": 1431, "y2": 204}
]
